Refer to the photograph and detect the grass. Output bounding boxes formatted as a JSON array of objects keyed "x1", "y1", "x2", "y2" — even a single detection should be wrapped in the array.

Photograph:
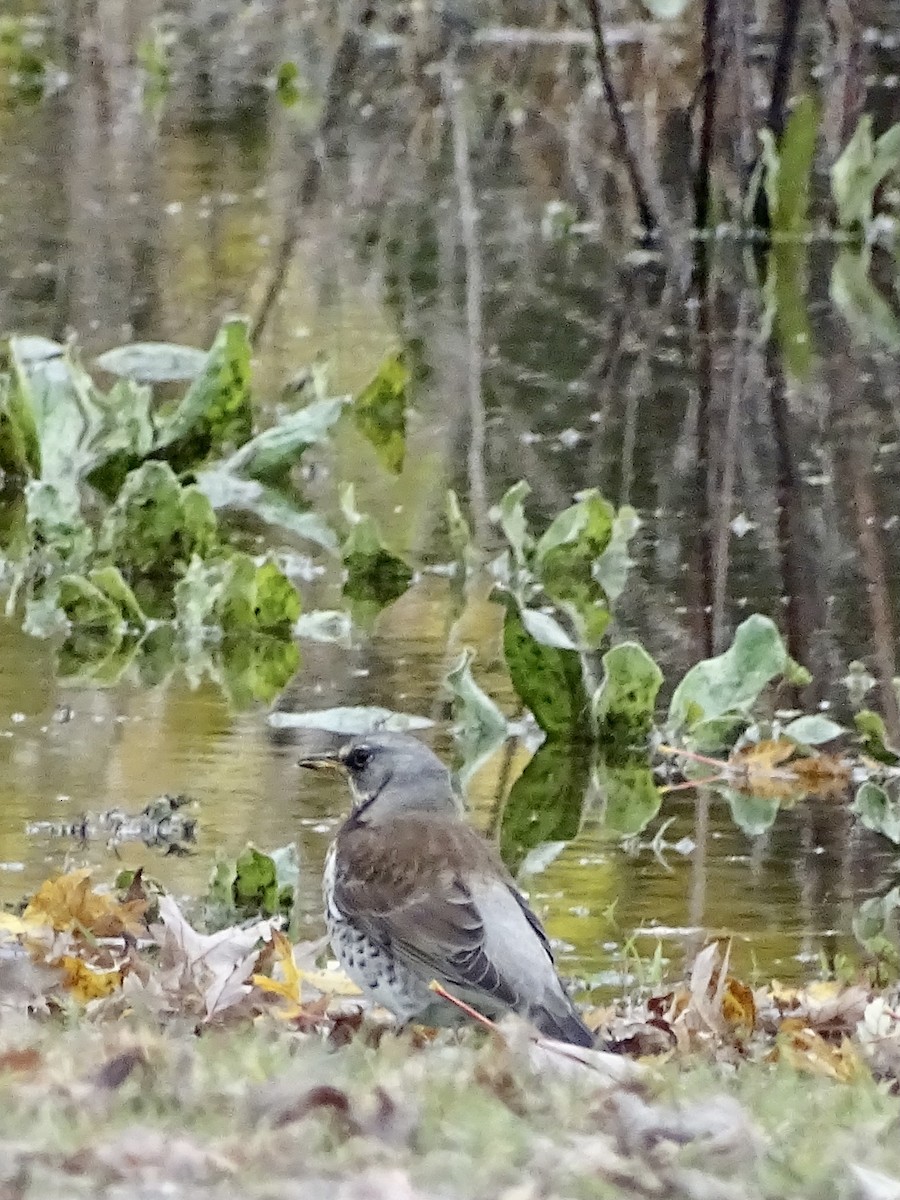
[{"x1": 1, "y1": 1015, "x2": 899, "y2": 1198}]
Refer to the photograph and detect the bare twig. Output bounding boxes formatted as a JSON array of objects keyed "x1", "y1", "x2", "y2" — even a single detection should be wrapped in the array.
[
  {"x1": 693, "y1": 0, "x2": 720, "y2": 235},
  {"x1": 442, "y1": 57, "x2": 489, "y2": 545},
  {"x1": 581, "y1": 0, "x2": 658, "y2": 236}
]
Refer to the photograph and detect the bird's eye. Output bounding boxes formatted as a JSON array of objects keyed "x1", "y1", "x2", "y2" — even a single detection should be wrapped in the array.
[{"x1": 345, "y1": 746, "x2": 373, "y2": 771}]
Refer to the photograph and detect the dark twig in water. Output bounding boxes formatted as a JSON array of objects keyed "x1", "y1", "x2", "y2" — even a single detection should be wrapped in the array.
[
  {"x1": 442, "y1": 56, "x2": 489, "y2": 545},
  {"x1": 693, "y1": 0, "x2": 720, "y2": 237},
  {"x1": 581, "y1": 0, "x2": 658, "y2": 236},
  {"x1": 250, "y1": 4, "x2": 366, "y2": 346}
]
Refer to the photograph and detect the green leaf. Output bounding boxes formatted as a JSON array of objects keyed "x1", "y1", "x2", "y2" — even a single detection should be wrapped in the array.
[
  {"x1": 593, "y1": 642, "x2": 663, "y2": 742},
  {"x1": 267, "y1": 706, "x2": 434, "y2": 734},
  {"x1": 831, "y1": 116, "x2": 900, "y2": 230},
  {"x1": 223, "y1": 394, "x2": 347, "y2": 483},
  {"x1": 95, "y1": 342, "x2": 207, "y2": 384},
  {"x1": 496, "y1": 481, "x2": 532, "y2": 566},
  {"x1": 195, "y1": 469, "x2": 338, "y2": 552},
  {"x1": 502, "y1": 603, "x2": 591, "y2": 740},
  {"x1": 98, "y1": 461, "x2": 219, "y2": 583},
  {"x1": 535, "y1": 490, "x2": 615, "y2": 648},
  {"x1": 340, "y1": 483, "x2": 413, "y2": 624},
  {"x1": 724, "y1": 788, "x2": 781, "y2": 837},
  {"x1": 215, "y1": 635, "x2": 300, "y2": 708},
  {"x1": 668, "y1": 614, "x2": 788, "y2": 731},
  {"x1": 763, "y1": 94, "x2": 819, "y2": 235},
  {"x1": 686, "y1": 715, "x2": 748, "y2": 752},
  {"x1": 593, "y1": 505, "x2": 639, "y2": 601},
  {"x1": 275, "y1": 60, "x2": 302, "y2": 108},
  {"x1": 352, "y1": 351, "x2": 408, "y2": 474},
  {"x1": 854, "y1": 709, "x2": 900, "y2": 765},
  {"x1": 782, "y1": 714, "x2": 845, "y2": 745},
  {"x1": 155, "y1": 318, "x2": 252, "y2": 466},
  {"x1": 765, "y1": 241, "x2": 814, "y2": 380},
  {"x1": 831, "y1": 249, "x2": 900, "y2": 351},
  {"x1": 853, "y1": 781, "x2": 900, "y2": 844},
  {"x1": 446, "y1": 489, "x2": 474, "y2": 562},
  {"x1": 174, "y1": 552, "x2": 300, "y2": 638},
  {"x1": 500, "y1": 741, "x2": 590, "y2": 872},
  {"x1": 25, "y1": 481, "x2": 92, "y2": 567},
  {"x1": 853, "y1": 886, "x2": 900, "y2": 965},
  {"x1": 57, "y1": 574, "x2": 121, "y2": 634},
  {"x1": 206, "y1": 843, "x2": 299, "y2": 929},
  {"x1": 595, "y1": 753, "x2": 661, "y2": 835},
  {"x1": 445, "y1": 648, "x2": 508, "y2": 782},
  {"x1": 0, "y1": 369, "x2": 40, "y2": 478}
]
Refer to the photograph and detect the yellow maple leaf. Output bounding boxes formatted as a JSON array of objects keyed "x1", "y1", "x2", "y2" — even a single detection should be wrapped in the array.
[
  {"x1": 58, "y1": 956, "x2": 123, "y2": 1003},
  {"x1": 23, "y1": 869, "x2": 147, "y2": 939},
  {"x1": 253, "y1": 932, "x2": 360, "y2": 1019}
]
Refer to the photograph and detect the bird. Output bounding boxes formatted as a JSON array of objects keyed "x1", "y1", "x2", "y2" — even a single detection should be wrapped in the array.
[{"x1": 298, "y1": 730, "x2": 594, "y2": 1047}]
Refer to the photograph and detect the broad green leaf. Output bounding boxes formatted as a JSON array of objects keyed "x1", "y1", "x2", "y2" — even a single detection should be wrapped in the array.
[
  {"x1": 668, "y1": 614, "x2": 787, "y2": 731},
  {"x1": 223, "y1": 394, "x2": 347, "y2": 482},
  {"x1": 155, "y1": 318, "x2": 252, "y2": 466},
  {"x1": 205, "y1": 843, "x2": 299, "y2": 929},
  {"x1": 98, "y1": 461, "x2": 219, "y2": 582},
  {"x1": 444, "y1": 647, "x2": 508, "y2": 782},
  {"x1": 593, "y1": 505, "x2": 639, "y2": 601},
  {"x1": 500, "y1": 741, "x2": 590, "y2": 872},
  {"x1": 782, "y1": 714, "x2": 845, "y2": 745},
  {"x1": 593, "y1": 641, "x2": 663, "y2": 742},
  {"x1": 214, "y1": 635, "x2": 300, "y2": 708},
  {"x1": 535, "y1": 490, "x2": 615, "y2": 648},
  {"x1": 25, "y1": 481, "x2": 92, "y2": 567},
  {"x1": 724, "y1": 788, "x2": 781, "y2": 837},
  {"x1": 853, "y1": 886, "x2": 900, "y2": 964},
  {"x1": 95, "y1": 342, "x2": 207, "y2": 383},
  {"x1": 267, "y1": 706, "x2": 434, "y2": 734},
  {"x1": 831, "y1": 116, "x2": 900, "y2": 230},
  {"x1": 831, "y1": 249, "x2": 900, "y2": 351},
  {"x1": 765, "y1": 241, "x2": 814, "y2": 380},
  {"x1": 519, "y1": 607, "x2": 578, "y2": 650},
  {"x1": 687, "y1": 715, "x2": 748, "y2": 752},
  {"x1": 0, "y1": 370, "x2": 40, "y2": 478},
  {"x1": 495, "y1": 480, "x2": 532, "y2": 566},
  {"x1": 853, "y1": 780, "x2": 900, "y2": 844},
  {"x1": 57, "y1": 574, "x2": 121, "y2": 633},
  {"x1": 768, "y1": 94, "x2": 819, "y2": 234},
  {"x1": 502, "y1": 603, "x2": 591, "y2": 740},
  {"x1": 854, "y1": 709, "x2": 900, "y2": 765},
  {"x1": 340, "y1": 483, "x2": 413, "y2": 624},
  {"x1": 10, "y1": 336, "x2": 104, "y2": 506},
  {"x1": 174, "y1": 552, "x2": 300, "y2": 638},
  {"x1": 595, "y1": 753, "x2": 661, "y2": 835},
  {"x1": 218, "y1": 556, "x2": 301, "y2": 633},
  {"x1": 195, "y1": 469, "x2": 337, "y2": 552},
  {"x1": 352, "y1": 351, "x2": 408, "y2": 474}
]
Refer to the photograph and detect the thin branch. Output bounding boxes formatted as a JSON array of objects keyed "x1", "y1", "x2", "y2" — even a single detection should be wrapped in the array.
[
  {"x1": 581, "y1": 0, "x2": 658, "y2": 236},
  {"x1": 693, "y1": 0, "x2": 720, "y2": 234},
  {"x1": 442, "y1": 56, "x2": 489, "y2": 545}
]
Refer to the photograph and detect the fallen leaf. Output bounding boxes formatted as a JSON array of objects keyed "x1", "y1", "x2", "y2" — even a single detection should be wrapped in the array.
[
  {"x1": 24, "y1": 868, "x2": 148, "y2": 939},
  {"x1": 59, "y1": 955, "x2": 123, "y2": 1003},
  {"x1": 777, "y1": 1023, "x2": 866, "y2": 1082},
  {"x1": 152, "y1": 893, "x2": 276, "y2": 1020},
  {"x1": 722, "y1": 976, "x2": 757, "y2": 1032}
]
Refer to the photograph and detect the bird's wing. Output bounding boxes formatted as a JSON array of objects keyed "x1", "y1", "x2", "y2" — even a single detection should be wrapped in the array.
[{"x1": 332, "y1": 820, "x2": 545, "y2": 1010}]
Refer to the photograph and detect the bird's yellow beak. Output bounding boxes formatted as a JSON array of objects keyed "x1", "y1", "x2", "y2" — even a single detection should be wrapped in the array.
[{"x1": 297, "y1": 752, "x2": 346, "y2": 775}]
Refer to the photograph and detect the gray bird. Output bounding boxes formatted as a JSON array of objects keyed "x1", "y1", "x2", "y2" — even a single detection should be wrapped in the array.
[{"x1": 298, "y1": 731, "x2": 594, "y2": 1047}]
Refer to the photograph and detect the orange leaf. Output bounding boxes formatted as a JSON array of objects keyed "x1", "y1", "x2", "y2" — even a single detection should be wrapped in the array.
[
  {"x1": 24, "y1": 869, "x2": 147, "y2": 939},
  {"x1": 722, "y1": 977, "x2": 756, "y2": 1031},
  {"x1": 58, "y1": 956, "x2": 123, "y2": 1003}
]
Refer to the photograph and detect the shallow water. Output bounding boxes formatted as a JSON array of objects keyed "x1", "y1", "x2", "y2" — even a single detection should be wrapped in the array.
[{"x1": 3, "y1": 5, "x2": 900, "y2": 996}]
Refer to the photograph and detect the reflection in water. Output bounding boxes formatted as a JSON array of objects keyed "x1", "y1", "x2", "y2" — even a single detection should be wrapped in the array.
[{"x1": 2, "y1": 1, "x2": 900, "y2": 995}]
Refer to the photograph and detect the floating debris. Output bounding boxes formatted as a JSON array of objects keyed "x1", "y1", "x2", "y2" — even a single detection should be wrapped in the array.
[{"x1": 26, "y1": 794, "x2": 197, "y2": 850}]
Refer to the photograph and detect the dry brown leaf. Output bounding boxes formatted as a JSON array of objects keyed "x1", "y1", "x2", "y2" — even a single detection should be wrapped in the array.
[
  {"x1": 23, "y1": 869, "x2": 148, "y2": 939},
  {"x1": 722, "y1": 977, "x2": 756, "y2": 1032},
  {"x1": 727, "y1": 740, "x2": 852, "y2": 802},
  {"x1": 151, "y1": 894, "x2": 276, "y2": 1021},
  {"x1": 776, "y1": 1023, "x2": 866, "y2": 1082}
]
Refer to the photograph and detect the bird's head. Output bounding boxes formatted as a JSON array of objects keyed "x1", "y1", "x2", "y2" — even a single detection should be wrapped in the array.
[{"x1": 298, "y1": 731, "x2": 462, "y2": 823}]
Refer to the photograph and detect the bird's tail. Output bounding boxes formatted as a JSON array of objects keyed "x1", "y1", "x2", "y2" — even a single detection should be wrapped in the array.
[{"x1": 531, "y1": 1001, "x2": 595, "y2": 1048}]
